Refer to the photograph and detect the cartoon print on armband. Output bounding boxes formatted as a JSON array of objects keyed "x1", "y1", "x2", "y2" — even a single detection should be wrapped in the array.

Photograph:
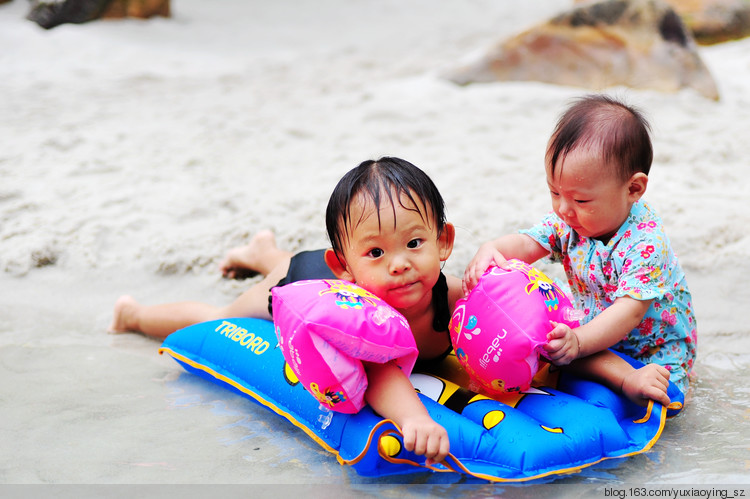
[
  {"x1": 319, "y1": 280, "x2": 379, "y2": 310},
  {"x1": 508, "y1": 260, "x2": 566, "y2": 312},
  {"x1": 309, "y1": 382, "x2": 347, "y2": 408}
]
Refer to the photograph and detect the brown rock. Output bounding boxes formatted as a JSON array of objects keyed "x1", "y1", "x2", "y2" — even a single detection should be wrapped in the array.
[
  {"x1": 577, "y1": 0, "x2": 750, "y2": 44},
  {"x1": 447, "y1": 0, "x2": 720, "y2": 101},
  {"x1": 26, "y1": 0, "x2": 169, "y2": 29},
  {"x1": 667, "y1": 0, "x2": 750, "y2": 44},
  {"x1": 101, "y1": 0, "x2": 170, "y2": 20},
  {"x1": 27, "y1": 0, "x2": 112, "y2": 29}
]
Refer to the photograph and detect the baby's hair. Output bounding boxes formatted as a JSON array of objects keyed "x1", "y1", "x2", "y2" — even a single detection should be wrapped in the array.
[
  {"x1": 326, "y1": 157, "x2": 447, "y2": 257},
  {"x1": 547, "y1": 94, "x2": 653, "y2": 182}
]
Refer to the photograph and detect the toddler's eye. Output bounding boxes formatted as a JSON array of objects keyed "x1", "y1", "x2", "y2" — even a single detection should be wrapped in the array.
[
  {"x1": 368, "y1": 248, "x2": 384, "y2": 258},
  {"x1": 407, "y1": 239, "x2": 423, "y2": 249}
]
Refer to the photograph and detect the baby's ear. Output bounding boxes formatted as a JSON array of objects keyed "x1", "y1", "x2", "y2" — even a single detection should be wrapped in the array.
[
  {"x1": 628, "y1": 173, "x2": 648, "y2": 201},
  {"x1": 324, "y1": 249, "x2": 355, "y2": 282},
  {"x1": 438, "y1": 223, "x2": 456, "y2": 261}
]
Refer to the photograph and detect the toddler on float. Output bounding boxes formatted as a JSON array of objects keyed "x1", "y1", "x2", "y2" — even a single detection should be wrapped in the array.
[
  {"x1": 112, "y1": 157, "x2": 464, "y2": 463},
  {"x1": 464, "y1": 95, "x2": 697, "y2": 396}
]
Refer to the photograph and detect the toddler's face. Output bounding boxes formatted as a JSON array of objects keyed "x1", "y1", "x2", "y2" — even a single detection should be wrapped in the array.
[
  {"x1": 546, "y1": 146, "x2": 636, "y2": 242},
  {"x1": 336, "y1": 191, "x2": 451, "y2": 312}
]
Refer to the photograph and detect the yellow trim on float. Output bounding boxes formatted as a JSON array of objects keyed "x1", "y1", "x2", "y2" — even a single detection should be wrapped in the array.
[
  {"x1": 633, "y1": 400, "x2": 655, "y2": 424},
  {"x1": 667, "y1": 400, "x2": 684, "y2": 416}
]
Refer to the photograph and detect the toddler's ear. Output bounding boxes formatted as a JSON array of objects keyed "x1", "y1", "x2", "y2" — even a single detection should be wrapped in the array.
[
  {"x1": 324, "y1": 249, "x2": 355, "y2": 282},
  {"x1": 628, "y1": 173, "x2": 648, "y2": 201},
  {"x1": 438, "y1": 223, "x2": 456, "y2": 261}
]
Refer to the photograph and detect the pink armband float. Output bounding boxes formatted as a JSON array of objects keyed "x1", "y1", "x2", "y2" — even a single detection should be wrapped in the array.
[
  {"x1": 271, "y1": 279, "x2": 418, "y2": 414},
  {"x1": 450, "y1": 260, "x2": 581, "y2": 395}
]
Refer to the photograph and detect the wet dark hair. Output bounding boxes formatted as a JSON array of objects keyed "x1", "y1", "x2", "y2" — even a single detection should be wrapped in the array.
[
  {"x1": 325, "y1": 157, "x2": 447, "y2": 257},
  {"x1": 547, "y1": 94, "x2": 653, "y2": 182}
]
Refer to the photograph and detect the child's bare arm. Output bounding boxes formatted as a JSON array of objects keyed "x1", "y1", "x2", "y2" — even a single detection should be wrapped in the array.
[
  {"x1": 364, "y1": 362, "x2": 449, "y2": 465},
  {"x1": 545, "y1": 296, "x2": 653, "y2": 364},
  {"x1": 564, "y1": 350, "x2": 671, "y2": 406},
  {"x1": 463, "y1": 234, "x2": 547, "y2": 293},
  {"x1": 575, "y1": 296, "x2": 653, "y2": 357}
]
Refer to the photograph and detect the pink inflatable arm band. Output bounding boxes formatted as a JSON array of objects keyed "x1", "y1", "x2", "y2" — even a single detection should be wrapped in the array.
[
  {"x1": 271, "y1": 279, "x2": 418, "y2": 414},
  {"x1": 450, "y1": 260, "x2": 580, "y2": 394}
]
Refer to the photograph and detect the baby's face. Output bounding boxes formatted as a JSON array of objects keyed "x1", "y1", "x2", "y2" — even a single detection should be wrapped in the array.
[
  {"x1": 337, "y1": 191, "x2": 447, "y2": 312},
  {"x1": 546, "y1": 146, "x2": 634, "y2": 242}
]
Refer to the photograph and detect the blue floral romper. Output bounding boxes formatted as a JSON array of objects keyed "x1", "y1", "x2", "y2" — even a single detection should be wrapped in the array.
[{"x1": 521, "y1": 200, "x2": 697, "y2": 393}]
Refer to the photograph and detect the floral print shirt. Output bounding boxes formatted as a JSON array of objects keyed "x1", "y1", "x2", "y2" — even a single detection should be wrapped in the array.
[{"x1": 521, "y1": 200, "x2": 697, "y2": 393}]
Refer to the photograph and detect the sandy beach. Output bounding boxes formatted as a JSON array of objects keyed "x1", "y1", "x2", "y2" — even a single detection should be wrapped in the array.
[{"x1": 1, "y1": 0, "x2": 748, "y2": 490}]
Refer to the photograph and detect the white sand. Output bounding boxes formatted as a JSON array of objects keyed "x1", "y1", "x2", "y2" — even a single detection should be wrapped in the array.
[{"x1": 1, "y1": 0, "x2": 748, "y2": 487}]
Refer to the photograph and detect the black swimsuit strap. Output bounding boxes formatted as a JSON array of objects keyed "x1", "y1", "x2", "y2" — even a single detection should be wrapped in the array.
[
  {"x1": 432, "y1": 271, "x2": 450, "y2": 332},
  {"x1": 413, "y1": 275, "x2": 452, "y2": 371}
]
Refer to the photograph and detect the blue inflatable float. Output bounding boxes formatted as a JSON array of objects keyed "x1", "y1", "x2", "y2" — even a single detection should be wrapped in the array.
[{"x1": 159, "y1": 317, "x2": 684, "y2": 482}]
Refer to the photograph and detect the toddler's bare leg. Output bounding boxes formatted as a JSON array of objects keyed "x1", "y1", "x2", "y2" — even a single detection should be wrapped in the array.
[
  {"x1": 108, "y1": 296, "x2": 224, "y2": 339},
  {"x1": 219, "y1": 261, "x2": 290, "y2": 320},
  {"x1": 220, "y1": 230, "x2": 293, "y2": 279},
  {"x1": 109, "y1": 255, "x2": 291, "y2": 340}
]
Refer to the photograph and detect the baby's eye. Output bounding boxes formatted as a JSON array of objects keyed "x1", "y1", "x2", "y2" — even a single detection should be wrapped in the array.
[
  {"x1": 575, "y1": 199, "x2": 590, "y2": 204},
  {"x1": 368, "y1": 248, "x2": 384, "y2": 258},
  {"x1": 407, "y1": 239, "x2": 423, "y2": 249}
]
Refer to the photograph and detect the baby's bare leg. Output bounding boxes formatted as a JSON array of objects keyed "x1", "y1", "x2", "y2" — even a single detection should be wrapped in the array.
[
  {"x1": 220, "y1": 230, "x2": 293, "y2": 278},
  {"x1": 110, "y1": 255, "x2": 291, "y2": 340}
]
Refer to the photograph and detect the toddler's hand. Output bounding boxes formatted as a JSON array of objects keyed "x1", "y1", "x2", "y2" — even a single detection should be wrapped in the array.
[
  {"x1": 400, "y1": 413, "x2": 450, "y2": 466},
  {"x1": 543, "y1": 321, "x2": 580, "y2": 366},
  {"x1": 463, "y1": 244, "x2": 510, "y2": 295},
  {"x1": 621, "y1": 363, "x2": 671, "y2": 407}
]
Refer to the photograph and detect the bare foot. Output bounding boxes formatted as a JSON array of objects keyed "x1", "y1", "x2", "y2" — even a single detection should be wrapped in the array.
[
  {"x1": 108, "y1": 295, "x2": 140, "y2": 334},
  {"x1": 219, "y1": 230, "x2": 291, "y2": 279}
]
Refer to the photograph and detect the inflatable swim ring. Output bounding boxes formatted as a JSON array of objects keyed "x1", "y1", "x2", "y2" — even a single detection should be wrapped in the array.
[{"x1": 159, "y1": 317, "x2": 684, "y2": 482}]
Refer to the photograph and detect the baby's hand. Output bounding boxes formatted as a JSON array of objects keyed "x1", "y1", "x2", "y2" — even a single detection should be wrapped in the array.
[
  {"x1": 400, "y1": 413, "x2": 450, "y2": 466},
  {"x1": 542, "y1": 321, "x2": 580, "y2": 366},
  {"x1": 463, "y1": 244, "x2": 510, "y2": 295},
  {"x1": 621, "y1": 363, "x2": 671, "y2": 407}
]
